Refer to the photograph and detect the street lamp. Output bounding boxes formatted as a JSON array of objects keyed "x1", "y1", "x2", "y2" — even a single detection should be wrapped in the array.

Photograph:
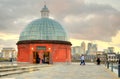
[
  {"x1": 48, "y1": 48, "x2": 51, "y2": 50},
  {"x1": 31, "y1": 47, "x2": 34, "y2": 51}
]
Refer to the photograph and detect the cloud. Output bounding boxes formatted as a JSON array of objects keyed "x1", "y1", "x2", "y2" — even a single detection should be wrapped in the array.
[
  {"x1": 44, "y1": 0, "x2": 120, "y2": 42},
  {"x1": 62, "y1": 3, "x2": 120, "y2": 42},
  {"x1": 0, "y1": 0, "x2": 120, "y2": 49},
  {"x1": 0, "y1": 0, "x2": 41, "y2": 34},
  {"x1": 0, "y1": 32, "x2": 18, "y2": 40},
  {"x1": 112, "y1": 31, "x2": 120, "y2": 46}
]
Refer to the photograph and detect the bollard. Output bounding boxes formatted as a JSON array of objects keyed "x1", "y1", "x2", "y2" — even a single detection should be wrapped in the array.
[
  {"x1": 107, "y1": 61, "x2": 109, "y2": 69},
  {"x1": 118, "y1": 64, "x2": 120, "y2": 77},
  {"x1": 111, "y1": 63, "x2": 113, "y2": 72}
]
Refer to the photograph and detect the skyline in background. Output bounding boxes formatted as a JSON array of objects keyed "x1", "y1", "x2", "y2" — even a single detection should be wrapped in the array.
[{"x1": 0, "y1": 0, "x2": 120, "y2": 52}]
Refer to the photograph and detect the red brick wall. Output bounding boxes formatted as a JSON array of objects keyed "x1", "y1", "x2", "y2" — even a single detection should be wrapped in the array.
[{"x1": 17, "y1": 43, "x2": 71, "y2": 63}]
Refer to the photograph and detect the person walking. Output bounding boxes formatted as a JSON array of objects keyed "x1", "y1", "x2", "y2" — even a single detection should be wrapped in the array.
[
  {"x1": 80, "y1": 54, "x2": 85, "y2": 65},
  {"x1": 96, "y1": 57, "x2": 101, "y2": 65}
]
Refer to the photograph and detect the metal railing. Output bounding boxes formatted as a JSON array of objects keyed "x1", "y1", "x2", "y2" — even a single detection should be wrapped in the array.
[{"x1": 106, "y1": 61, "x2": 120, "y2": 78}]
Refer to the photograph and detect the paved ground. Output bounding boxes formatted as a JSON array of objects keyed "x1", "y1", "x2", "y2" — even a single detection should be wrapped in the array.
[{"x1": 0, "y1": 63, "x2": 119, "y2": 79}]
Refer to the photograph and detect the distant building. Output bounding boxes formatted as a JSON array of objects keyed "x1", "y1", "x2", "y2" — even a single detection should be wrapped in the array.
[
  {"x1": 103, "y1": 47, "x2": 115, "y2": 54},
  {"x1": 72, "y1": 41, "x2": 86, "y2": 55},
  {"x1": 71, "y1": 47, "x2": 75, "y2": 55},
  {"x1": 103, "y1": 49, "x2": 108, "y2": 53},
  {"x1": 116, "y1": 53, "x2": 120, "y2": 60},
  {"x1": 1, "y1": 47, "x2": 17, "y2": 59},
  {"x1": 108, "y1": 47, "x2": 114, "y2": 53},
  {"x1": 72, "y1": 46, "x2": 80, "y2": 55},
  {"x1": 96, "y1": 51, "x2": 103, "y2": 55},
  {"x1": 0, "y1": 52, "x2": 2, "y2": 58},
  {"x1": 107, "y1": 53, "x2": 118, "y2": 62},
  {"x1": 86, "y1": 43, "x2": 97, "y2": 55},
  {"x1": 80, "y1": 42, "x2": 86, "y2": 54},
  {"x1": 96, "y1": 51, "x2": 107, "y2": 62},
  {"x1": 85, "y1": 55, "x2": 96, "y2": 62}
]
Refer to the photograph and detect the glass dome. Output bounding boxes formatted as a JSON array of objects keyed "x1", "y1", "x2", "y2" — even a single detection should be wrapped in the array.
[{"x1": 19, "y1": 18, "x2": 68, "y2": 41}]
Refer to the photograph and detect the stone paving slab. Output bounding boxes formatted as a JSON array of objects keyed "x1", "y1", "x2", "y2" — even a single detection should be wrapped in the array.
[{"x1": 0, "y1": 63, "x2": 120, "y2": 79}]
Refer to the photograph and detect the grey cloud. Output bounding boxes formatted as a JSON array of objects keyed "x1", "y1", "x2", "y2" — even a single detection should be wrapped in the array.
[
  {"x1": 0, "y1": 0, "x2": 120, "y2": 43},
  {"x1": 0, "y1": 0, "x2": 41, "y2": 34},
  {"x1": 46, "y1": 0, "x2": 120, "y2": 42},
  {"x1": 65, "y1": 13, "x2": 120, "y2": 41},
  {"x1": 61, "y1": 3, "x2": 120, "y2": 42}
]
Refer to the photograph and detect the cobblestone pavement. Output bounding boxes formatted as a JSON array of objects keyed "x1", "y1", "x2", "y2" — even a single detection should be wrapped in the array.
[{"x1": 0, "y1": 63, "x2": 119, "y2": 79}]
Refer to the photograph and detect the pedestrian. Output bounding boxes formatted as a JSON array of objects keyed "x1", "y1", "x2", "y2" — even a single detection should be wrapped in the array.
[
  {"x1": 96, "y1": 57, "x2": 101, "y2": 65},
  {"x1": 80, "y1": 54, "x2": 85, "y2": 65},
  {"x1": 36, "y1": 53, "x2": 40, "y2": 64}
]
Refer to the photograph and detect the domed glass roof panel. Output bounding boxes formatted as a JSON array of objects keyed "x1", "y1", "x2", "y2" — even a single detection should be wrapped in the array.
[{"x1": 19, "y1": 18, "x2": 68, "y2": 41}]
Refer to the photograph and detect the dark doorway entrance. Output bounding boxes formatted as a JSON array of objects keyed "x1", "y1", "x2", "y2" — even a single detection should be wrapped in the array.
[
  {"x1": 43, "y1": 52, "x2": 49, "y2": 64},
  {"x1": 33, "y1": 51, "x2": 40, "y2": 64}
]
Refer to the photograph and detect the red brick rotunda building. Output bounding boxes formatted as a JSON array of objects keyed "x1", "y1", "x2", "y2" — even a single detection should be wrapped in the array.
[{"x1": 17, "y1": 5, "x2": 72, "y2": 64}]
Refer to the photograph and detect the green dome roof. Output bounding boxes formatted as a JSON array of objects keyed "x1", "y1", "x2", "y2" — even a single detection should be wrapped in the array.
[{"x1": 19, "y1": 18, "x2": 68, "y2": 41}]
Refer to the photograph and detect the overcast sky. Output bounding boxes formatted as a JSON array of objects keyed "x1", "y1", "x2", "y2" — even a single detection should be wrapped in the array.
[{"x1": 0, "y1": 0, "x2": 120, "y2": 52}]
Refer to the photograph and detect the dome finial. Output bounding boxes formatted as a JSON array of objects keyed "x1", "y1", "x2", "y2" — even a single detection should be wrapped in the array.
[
  {"x1": 44, "y1": 0, "x2": 46, "y2": 6},
  {"x1": 41, "y1": 0, "x2": 49, "y2": 18}
]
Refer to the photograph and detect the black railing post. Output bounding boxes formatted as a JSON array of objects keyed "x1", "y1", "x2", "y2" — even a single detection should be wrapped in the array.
[
  {"x1": 107, "y1": 61, "x2": 109, "y2": 69},
  {"x1": 118, "y1": 64, "x2": 120, "y2": 77},
  {"x1": 111, "y1": 62, "x2": 113, "y2": 72},
  {"x1": 118, "y1": 59, "x2": 120, "y2": 77}
]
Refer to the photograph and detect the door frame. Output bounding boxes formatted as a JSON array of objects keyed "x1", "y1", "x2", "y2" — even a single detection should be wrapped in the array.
[{"x1": 43, "y1": 51, "x2": 50, "y2": 64}]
